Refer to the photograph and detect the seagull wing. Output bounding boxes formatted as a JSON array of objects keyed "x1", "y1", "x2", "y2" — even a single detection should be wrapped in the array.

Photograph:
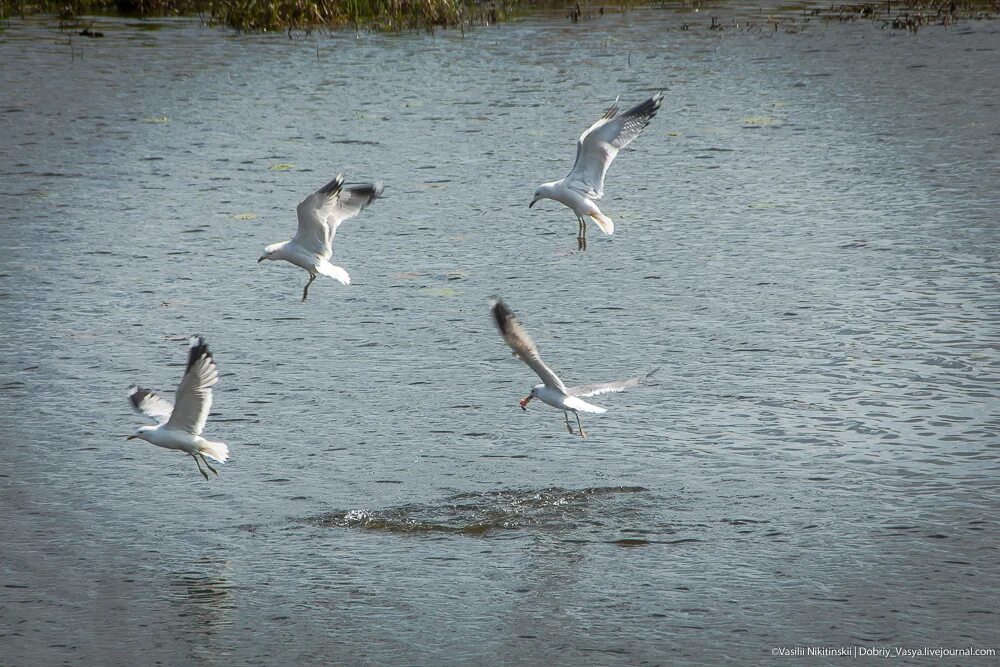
[
  {"x1": 491, "y1": 300, "x2": 568, "y2": 394},
  {"x1": 165, "y1": 336, "x2": 219, "y2": 436},
  {"x1": 564, "y1": 92, "x2": 664, "y2": 200},
  {"x1": 128, "y1": 386, "x2": 173, "y2": 424},
  {"x1": 568, "y1": 368, "x2": 657, "y2": 398},
  {"x1": 322, "y1": 181, "x2": 383, "y2": 249},
  {"x1": 293, "y1": 174, "x2": 345, "y2": 258}
]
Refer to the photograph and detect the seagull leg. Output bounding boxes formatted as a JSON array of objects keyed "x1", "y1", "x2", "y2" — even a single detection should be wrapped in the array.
[
  {"x1": 575, "y1": 412, "x2": 588, "y2": 439},
  {"x1": 199, "y1": 453, "x2": 219, "y2": 476},
  {"x1": 576, "y1": 216, "x2": 585, "y2": 251},
  {"x1": 564, "y1": 411, "x2": 575, "y2": 434},
  {"x1": 302, "y1": 273, "x2": 316, "y2": 302},
  {"x1": 193, "y1": 454, "x2": 210, "y2": 481}
]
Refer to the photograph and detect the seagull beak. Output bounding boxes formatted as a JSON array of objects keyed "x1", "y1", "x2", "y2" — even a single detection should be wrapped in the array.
[
  {"x1": 528, "y1": 196, "x2": 539, "y2": 209},
  {"x1": 257, "y1": 256, "x2": 266, "y2": 263},
  {"x1": 519, "y1": 395, "x2": 533, "y2": 410},
  {"x1": 126, "y1": 435, "x2": 138, "y2": 440}
]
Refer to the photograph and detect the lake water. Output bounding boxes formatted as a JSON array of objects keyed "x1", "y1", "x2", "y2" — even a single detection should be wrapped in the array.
[{"x1": 1, "y1": 6, "x2": 998, "y2": 665}]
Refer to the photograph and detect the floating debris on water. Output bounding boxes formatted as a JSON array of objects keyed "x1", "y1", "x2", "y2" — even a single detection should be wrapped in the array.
[
  {"x1": 741, "y1": 116, "x2": 783, "y2": 128},
  {"x1": 420, "y1": 286, "x2": 461, "y2": 297}
]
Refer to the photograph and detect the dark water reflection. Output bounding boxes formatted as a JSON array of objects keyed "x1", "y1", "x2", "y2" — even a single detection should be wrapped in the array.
[
  {"x1": 1, "y1": 6, "x2": 998, "y2": 665},
  {"x1": 170, "y1": 557, "x2": 235, "y2": 632}
]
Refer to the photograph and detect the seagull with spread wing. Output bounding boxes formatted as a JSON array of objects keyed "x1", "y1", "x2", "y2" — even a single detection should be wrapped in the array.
[
  {"x1": 491, "y1": 299, "x2": 654, "y2": 438},
  {"x1": 258, "y1": 174, "x2": 383, "y2": 301},
  {"x1": 127, "y1": 336, "x2": 229, "y2": 480},
  {"x1": 529, "y1": 92, "x2": 664, "y2": 250}
]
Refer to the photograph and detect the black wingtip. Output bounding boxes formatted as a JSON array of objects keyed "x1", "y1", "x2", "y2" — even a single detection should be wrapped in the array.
[
  {"x1": 186, "y1": 336, "x2": 211, "y2": 372},
  {"x1": 346, "y1": 181, "x2": 384, "y2": 208},
  {"x1": 491, "y1": 299, "x2": 514, "y2": 336},
  {"x1": 318, "y1": 173, "x2": 345, "y2": 196},
  {"x1": 650, "y1": 91, "x2": 664, "y2": 112},
  {"x1": 632, "y1": 93, "x2": 663, "y2": 118},
  {"x1": 621, "y1": 93, "x2": 664, "y2": 127},
  {"x1": 128, "y1": 385, "x2": 152, "y2": 410}
]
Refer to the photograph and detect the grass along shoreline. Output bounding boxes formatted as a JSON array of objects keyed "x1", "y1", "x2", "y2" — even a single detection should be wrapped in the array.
[
  {"x1": 2, "y1": 0, "x2": 998, "y2": 33},
  {"x1": 2, "y1": 0, "x2": 523, "y2": 31}
]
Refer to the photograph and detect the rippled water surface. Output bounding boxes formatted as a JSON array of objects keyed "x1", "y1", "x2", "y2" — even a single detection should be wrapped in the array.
[{"x1": 1, "y1": 7, "x2": 998, "y2": 665}]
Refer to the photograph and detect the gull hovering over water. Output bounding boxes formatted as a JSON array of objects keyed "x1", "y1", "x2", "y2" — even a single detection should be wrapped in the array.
[
  {"x1": 127, "y1": 336, "x2": 229, "y2": 480},
  {"x1": 259, "y1": 174, "x2": 383, "y2": 301},
  {"x1": 491, "y1": 299, "x2": 653, "y2": 438},
  {"x1": 529, "y1": 92, "x2": 664, "y2": 250}
]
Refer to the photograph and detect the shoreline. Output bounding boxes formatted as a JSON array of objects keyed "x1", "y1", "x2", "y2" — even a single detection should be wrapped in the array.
[{"x1": 3, "y1": 0, "x2": 999, "y2": 33}]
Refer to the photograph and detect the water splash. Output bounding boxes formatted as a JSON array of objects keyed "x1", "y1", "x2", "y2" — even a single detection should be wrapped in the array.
[{"x1": 313, "y1": 486, "x2": 649, "y2": 536}]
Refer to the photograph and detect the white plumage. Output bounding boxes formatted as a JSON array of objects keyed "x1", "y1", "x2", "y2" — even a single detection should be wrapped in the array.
[
  {"x1": 259, "y1": 174, "x2": 383, "y2": 301},
  {"x1": 127, "y1": 336, "x2": 229, "y2": 480},
  {"x1": 530, "y1": 92, "x2": 664, "y2": 249},
  {"x1": 491, "y1": 299, "x2": 653, "y2": 438}
]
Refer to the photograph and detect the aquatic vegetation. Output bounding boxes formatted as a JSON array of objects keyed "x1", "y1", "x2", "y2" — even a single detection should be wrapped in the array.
[
  {"x1": 3, "y1": 0, "x2": 997, "y2": 32},
  {"x1": 829, "y1": 1, "x2": 1000, "y2": 32},
  {"x1": 3, "y1": 0, "x2": 522, "y2": 31},
  {"x1": 676, "y1": 0, "x2": 999, "y2": 34},
  {"x1": 740, "y1": 115, "x2": 783, "y2": 128}
]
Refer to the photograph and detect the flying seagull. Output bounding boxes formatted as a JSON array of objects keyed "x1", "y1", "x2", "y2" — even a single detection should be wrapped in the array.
[
  {"x1": 491, "y1": 299, "x2": 653, "y2": 437},
  {"x1": 127, "y1": 336, "x2": 229, "y2": 480},
  {"x1": 259, "y1": 174, "x2": 383, "y2": 301},
  {"x1": 529, "y1": 92, "x2": 664, "y2": 250}
]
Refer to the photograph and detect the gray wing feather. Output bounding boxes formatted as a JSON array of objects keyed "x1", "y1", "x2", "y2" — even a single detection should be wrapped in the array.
[
  {"x1": 128, "y1": 386, "x2": 173, "y2": 424},
  {"x1": 293, "y1": 176, "x2": 382, "y2": 259},
  {"x1": 491, "y1": 300, "x2": 568, "y2": 394},
  {"x1": 324, "y1": 181, "x2": 383, "y2": 247},
  {"x1": 568, "y1": 368, "x2": 658, "y2": 398},
  {"x1": 165, "y1": 336, "x2": 219, "y2": 436},
  {"x1": 294, "y1": 174, "x2": 344, "y2": 256},
  {"x1": 565, "y1": 92, "x2": 664, "y2": 199}
]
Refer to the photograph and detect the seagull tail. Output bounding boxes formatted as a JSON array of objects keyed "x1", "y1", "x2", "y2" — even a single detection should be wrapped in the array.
[
  {"x1": 317, "y1": 261, "x2": 351, "y2": 285},
  {"x1": 198, "y1": 440, "x2": 229, "y2": 464},
  {"x1": 589, "y1": 212, "x2": 615, "y2": 236},
  {"x1": 565, "y1": 396, "x2": 607, "y2": 414}
]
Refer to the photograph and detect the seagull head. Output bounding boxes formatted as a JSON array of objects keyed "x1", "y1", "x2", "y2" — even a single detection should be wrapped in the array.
[
  {"x1": 529, "y1": 188, "x2": 543, "y2": 209},
  {"x1": 127, "y1": 427, "x2": 152, "y2": 442},
  {"x1": 530, "y1": 183, "x2": 557, "y2": 209},
  {"x1": 258, "y1": 242, "x2": 283, "y2": 263}
]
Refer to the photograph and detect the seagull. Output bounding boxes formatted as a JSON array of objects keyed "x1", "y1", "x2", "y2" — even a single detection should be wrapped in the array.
[
  {"x1": 491, "y1": 299, "x2": 653, "y2": 437},
  {"x1": 258, "y1": 174, "x2": 383, "y2": 301},
  {"x1": 127, "y1": 336, "x2": 229, "y2": 480},
  {"x1": 529, "y1": 92, "x2": 664, "y2": 250}
]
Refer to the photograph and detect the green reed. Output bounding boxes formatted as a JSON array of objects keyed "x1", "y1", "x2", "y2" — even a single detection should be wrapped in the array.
[
  {"x1": 2, "y1": 0, "x2": 997, "y2": 32},
  {"x1": 2, "y1": 0, "x2": 521, "y2": 30}
]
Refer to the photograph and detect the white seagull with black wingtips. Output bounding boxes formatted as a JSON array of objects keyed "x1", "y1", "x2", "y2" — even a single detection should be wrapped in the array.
[
  {"x1": 529, "y1": 92, "x2": 664, "y2": 250},
  {"x1": 491, "y1": 299, "x2": 654, "y2": 438},
  {"x1": 127, "y1": 336, "x2": 229, "y2": 480},
  {"x1": 258, "y1": 173, "x2": 383, "y2": 301}
]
